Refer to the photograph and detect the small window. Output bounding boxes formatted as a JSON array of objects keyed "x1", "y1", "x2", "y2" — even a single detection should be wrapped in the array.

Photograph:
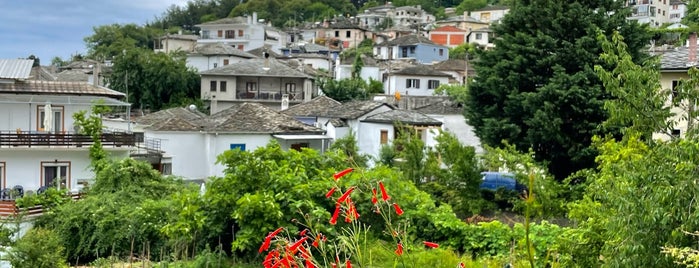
[
  {"x1": 439, "y1": 49, "x2": 444, "y2": 56},
  {"x1": 210, "y1": 81, "x2": 217, "y2": 92},
  {"x1": 217, "y1": 30, "x2": 223, "y2": 37},
  {"x1": 285, "y1": 83, "x2": 296, "y2": 93},
  {"x1": 225, "y1": 30, "x2": 235, "y2": 38},
  {"x1": 406, "y1": 79, "x2": 420, "y2": 88},
  {"x1": 672, "y1": 80, "x2": 679, "y2": 100},
  {"x1": 246, "y1": 82, "x2": 257, "y2": 92},
  {"x1": 0, "y1": 162, "x2": 5, "y2": 189},
  {"x1": 230, "y1": 144, "x2": 246, "y2": 151},
  {"x1": 41, "y1": 161, "x2": 70, "y2": 189},
  {"x1": 335, "y1": 31, "x2": 340, "y2": 37},
  {"x1": 238, "y1": 30, "x2": 244, "y2": 37},
  {"x1": 161, "y1": 163, "x2": 172, "y2": 175},
  {"x1": 475, "y1": 33, "x2": 482, "y2": 40},
  {"x1": 220, "y1": 81, "x2": 227, "y2": 92},
  {"x1": 672, "y1": 129, "x2": 681, "y2": 138},
  {"x1": 380, "y1": 130, "x2": 388, "y2": 144},
  {"x1": 237, "y1": 44, "x2": 244, "y2": 50},
  {"x1": 291, "y1": 143, "x2": 309, "y2": 151},
  {"x1": 38, "y1": 105, "x2": 64, "y2": 133},
  {"x1": 409, "y1": 47, "x2": 415, "y2": 54},
  {"x1": 202, "y1": 30, "x2": 210, "y2": 39},
  {"x1": 346, "y1": 31, "x2": 351, "y2": 38},
  {"x1": 428, "y1": 80, "x2": 440, "y2": 89},
  {"x1": 223, "y1": 59, "x2": 229, "y2": 65}
]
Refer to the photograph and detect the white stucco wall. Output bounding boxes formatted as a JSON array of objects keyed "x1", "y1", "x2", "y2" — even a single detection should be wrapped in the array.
[
  {"x1": 356, "y1": 122, "x2": 394, "y2": 159},
  {"x1": 0, "y1": 149, "x2": 129, "y2": 191},
  {"x1": 388, "y1": 75, "x2": 450, "y2": 96},
  {"x1": 0, "y1": 100, "x2": 95, "y2": 133},
  {"x1": 428, "y1": 114, "x2": 483, "y2": 153}
]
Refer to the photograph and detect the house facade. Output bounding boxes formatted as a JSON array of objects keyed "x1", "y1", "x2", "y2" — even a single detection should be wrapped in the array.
[
  {"x1": 357, "y1": 3, "x2": 435, "y2": 31},
  {"x1": 317, "y1": 19, "x2": 372, "y2": 49},
  {"x1": 135, "y1": 103, "x2": 328, "y2": 179},
  {"x1": 194, "y1": 13, "x2": 288, "y2": 53},
  {"x1": 186, "y1": 42, "x2": 257, "y2": 72},
  {"x1": 626, "y1": 0, "x2": 687, "y2": 27},
  {"x1": 385, "y1": 65, "x2": 451, "y2": 96},
  {"x1": 0, "y1": 59, "x2": 135, "y2": 192},
  {"x1": 199, "y1": 58, "x2": 315, "y2": 113},
  {"x1": 154, "y1": 33, "x2": 198, "y2": 54},
  {"x1": 467, "y1": 27, "x2": 495, "y2": 49},
  {"x1": 657, "y1": 41, "x2": 693, "y2": 140},
  {"x1": 469, "y1": 6, "x2": 510, "y2": 24},
  {"x1": 373, "y1": 35, "x2": 449, "y2": 64},
  {"x1": 429, "y1": 26, "x2": 468, "y2": 48}
]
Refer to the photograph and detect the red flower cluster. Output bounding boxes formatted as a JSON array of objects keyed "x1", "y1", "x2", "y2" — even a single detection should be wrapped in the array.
[{"x1": 260, "y1": 227, "x2": 329, "y2": 268}]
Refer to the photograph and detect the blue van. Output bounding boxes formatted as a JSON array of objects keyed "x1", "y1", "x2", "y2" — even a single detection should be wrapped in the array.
[{"x1": 479, "y1": 172, "x2": 527, "y2": 192}]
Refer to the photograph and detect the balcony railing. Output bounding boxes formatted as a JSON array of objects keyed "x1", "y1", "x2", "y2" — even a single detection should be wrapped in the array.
[
  {"x1": 236, "y1": 92, "x2": 304, "y2": 101},
  {"x1": 0, "y1": 131, "x2": 136, "y2": 148}
]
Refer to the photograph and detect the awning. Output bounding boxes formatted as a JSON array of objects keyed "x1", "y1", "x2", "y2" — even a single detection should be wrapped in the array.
[{"x1": 273, "y1": 134, "x2": 332, "y2": 140}]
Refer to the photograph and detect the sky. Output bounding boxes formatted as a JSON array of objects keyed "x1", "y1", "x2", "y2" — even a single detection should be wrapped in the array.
[{"x1": 0, "y1": 0, "x2": 188, "y2": 63}]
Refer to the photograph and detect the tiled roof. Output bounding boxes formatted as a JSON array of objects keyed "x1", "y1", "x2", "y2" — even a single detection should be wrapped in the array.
[
  {"x1": 660, "y1": 46, "x2": 693, "y2": 70},
  {"x1": 433, "y1": 59, "x2": 469, "y2": 71},
  {"x1": 55, "y1": 69, "x2": 89, "y2": 82},
  {"x1": 191, "y1": 43, "x2": 257, "y2": 57},
  {"x1": 0, "y1": 59, "x2": 33, "y2": 79},
  {"x1": 431, "y1": 25, "x2": 467, "y2": 32},
  {"x1": 200, "y1": 58, "x2": 312, "y2": 78},
  {"x1": 362, "y1": 109, "x2": 442, "y2": 125},
  {"x1": 135, "y1": 107, "x2": 207, "y2": 131},
  {"x1": 414, "y1": 99, "x2": 463, "y2": 115},
  {"x1": 393, "y1": 65, "x2": 451, "y2": 77},
  {"x1": 161, "y1": 34, "x2": 199, "y2": 41},
  {"x1": 284, "y1": 42, "x2": 339, "y2": 53},
  {"x1": 470, "y1": 27, "x2": 493, "y2": 33},
  {"x1": 30, "y1": 66, "x2": 57, "y2": 81},
  {"x1": 327, "y1": 19, "x2": 364, "y2": 30},
  {"x1": 196, "y1": 17, "x2": 248, "y2": 26},
  {"x1": 209, "y1": 102, "x2": 323, "y2": 133},
  {"x1": 472, "y1": 5, "x2": 509, "y2": 12},
  {"x1": 247, "y1": 46, "x2": 282, "y2": 58},
  {"x1": 324, "y1": 100, "x2": 392, "y2": 119},
  {"x1": 328, "y1": 118, "x2": 348, "y2": 127},
  {"x1": 281, "y1": 96, "x2": 342, "y2": 117},
  {"x1": 379, "y1": 35, "x2": 437, "y2": 46},
  {"x1": 0, "y1": 80, "x2": 125, "y2": 98},
  {"x1": 439, "y1": 15, "x2": 486, "y2": 24}
]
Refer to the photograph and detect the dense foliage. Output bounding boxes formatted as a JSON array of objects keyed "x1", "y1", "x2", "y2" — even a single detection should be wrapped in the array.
[{"x1": 465, "y1": 0, "x2": 651, "y2": 180}]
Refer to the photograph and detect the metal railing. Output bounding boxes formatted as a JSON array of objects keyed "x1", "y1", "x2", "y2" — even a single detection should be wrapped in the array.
[{"x1": 0, "y1": 131, "x2": 136, "y2": 148}]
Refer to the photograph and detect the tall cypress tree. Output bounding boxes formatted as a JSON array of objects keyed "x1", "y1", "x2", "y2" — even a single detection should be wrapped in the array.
[{"x1": 466, "y1": 0, "x2": 650, "y2": 180}]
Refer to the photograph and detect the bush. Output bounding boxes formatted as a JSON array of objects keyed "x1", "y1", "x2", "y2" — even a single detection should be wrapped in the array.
[{"x1": 6, "y1": 228, "x2": 68, "y2": 268}]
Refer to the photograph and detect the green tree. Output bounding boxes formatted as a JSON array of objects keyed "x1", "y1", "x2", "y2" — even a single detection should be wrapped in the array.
[
  {"x1": 465, "y1": 0, "x2": 651, "y2": 180},
  {"x1": 84, "y1": 24, "x2": 162, "y2": 60},
  {"x1": 319, "y1": 78, "x2": 373, "y2": 102},
  {"x1": 449, "y1": 43, "x2": 479, "y2": 60},
  {"x1": 6, "y1": 228, "x2": 68, "y2": 268},
  {"x1": 455, "y1": 0, "x2": 487, "y2": 14}
]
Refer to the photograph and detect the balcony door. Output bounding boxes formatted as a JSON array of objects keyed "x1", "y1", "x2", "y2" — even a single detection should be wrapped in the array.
[
  {"x1": 41, "y1": 161, "x2": 70, "y2": 189},
  {"x1": 37, "y1": 105, "x2": 64, "y2": 133}
]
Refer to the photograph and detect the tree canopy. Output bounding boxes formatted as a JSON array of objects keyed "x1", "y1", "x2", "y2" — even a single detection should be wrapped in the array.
[{"x1": 465, "y1": 0, "x2": 651, "y2": 180}]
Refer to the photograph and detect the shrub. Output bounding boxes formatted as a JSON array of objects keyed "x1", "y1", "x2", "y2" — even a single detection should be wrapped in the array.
[{"x1": 6, "y1": 228, "x2": 68, "y2": 268}]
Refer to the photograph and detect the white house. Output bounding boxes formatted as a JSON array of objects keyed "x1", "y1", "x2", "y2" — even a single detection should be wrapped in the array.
[
  {"x1": 467, "y1": 27, "x2": 495, "y2": 49},
  {"x1": 385, "y1": 65, "x2": 451, "y2": 96},
  {"x1": 186, "y1": 42, "x2": 258, "y2": 72},
  {"x1": 0, "y1": 59, "x2": 135, "y2": 192},
  {"x1": 413, "y1": 98, "x2": 482, "y2": 153},
  {"x1": 469, "y1": 5, "x2": 510, "y2": 24},
  {"x1": 134, "y1": 103, "x2": 329, "y2": 179},
  {"x1": 154, "y1": 33, "x2": 198, "y2": 54},
  {"x1": 433, "y1": 59, "x2": 475, "y2": 85},
  {"x1": 195, "y1": 13, "x2": 288, "y2": 53}
]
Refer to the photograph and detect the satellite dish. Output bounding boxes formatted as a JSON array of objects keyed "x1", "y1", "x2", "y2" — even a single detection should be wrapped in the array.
[{"x1": 188, "y1": 104, "x2": 197, "y2": 111}]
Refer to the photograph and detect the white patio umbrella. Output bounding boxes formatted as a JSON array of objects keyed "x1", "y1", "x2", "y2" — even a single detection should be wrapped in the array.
[{"x1": 43, "y1": 103, "x2": 53, "y2": 133}]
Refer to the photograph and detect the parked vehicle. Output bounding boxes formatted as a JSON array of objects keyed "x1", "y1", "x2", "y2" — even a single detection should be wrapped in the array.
[{"x1": 479, "y1": 172, "x2": 527, "y2": 192}]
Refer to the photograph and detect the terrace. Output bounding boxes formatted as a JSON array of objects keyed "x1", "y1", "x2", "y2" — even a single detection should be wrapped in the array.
[{"x1": 0, "y1": 131, "x2": 136, "y2": 148}]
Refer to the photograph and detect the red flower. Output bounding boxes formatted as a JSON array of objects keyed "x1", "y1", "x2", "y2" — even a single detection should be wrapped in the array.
[
  {"x1": 423, "y1": 241, "x2": 439, "y2": 248},
  {"x1": 312, "y1": 239, "x2": 319, "y2": 248},
  {"x1": 333, "y1": 168, "x2": 353, "y2": 180},
  {"x1": 393, "y1": 203, "x2": 404, "y2": 216},
  {"x1": 305, "y1": 259, "x2": 315, "y2": 268},
  {"x1": 379, "y1": 182, "x2": 390, "y2": 201},
  {"x1": 371, "y1": 188, "x2": 378, "y2": 204},
  {"x1": 330, "y1": 203, "x2": 341, "y2": 225},
  {"x1": 263, "y1": 250, "x2": 279, "y2": 267},
  {"x1": 267, "y1": 227, "x2": 284, "y2": 239},
  {"x1": 395, "y1": 243, "x2": 403, "y2": 256},
  {"x1": 345, "y1": 259, "x2": 352, "y2": 268},
  {"x1": 337, "y1": 186, "x2": 356, "y2": 203},
  {"x1": 299, "y1": 229, "x2": 308, "y2": 237},
  {"x1": 288, "y1": 237, "x2": 308, "y2": 253},
  {"x1": 458, "y1": 262, "x2": 465, "y2": 268},
  {"x1": 325, "y1": 187, "x2": 336, "y2": 198}
]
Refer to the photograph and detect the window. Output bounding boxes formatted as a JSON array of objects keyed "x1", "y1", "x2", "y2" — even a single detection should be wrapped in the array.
[
  {"x1": 291, "y1": 143, "x2": 309, "y2": 151},
  {"x1": 161, "y1": 163, "x2": 172, "y2": 175},
  {"x1": 401, "y1": 47, "x2": 408, "y2": 57},
  {"x1": 246, "y1": 82, "x2": 257, "y2": 92},
  {"x1": 406, "y1": 79, "x2": 420, "y2": 88},
  {"x1": 41, "y1": 161, "x2": 70, "y2": 189},
  {"x1": 285, "y1": 83, "x2": 296, "y2": 93},
  {"x1": 0, "y1": 162, "x2": 4, "y2": 189},
  {"x1": 202, "y1": 30, "x2": 210, "y2": 39},
  {"x1": 346, "y1": 31, "x2": 351, "y2": 38},
  {"x1": 428, "y1": 80, "x2": 440, "y2": 89},
  {"x1": 335, "y1": 31, "x2": 340, "y2": 37},
  {"x1": 476, "y1": 33, "x2": 483, "y2": 40},
  {"x1": 220, "y1": 81, "x2": 227, "y2": 92},
  {"x1": 38, "y1": 105, "x2": 64, "y2": 133},
  {"x1": 217, "y1": 30, "x2": 223, "y2": 37},
  {"x1": 439, "y1": 48, "x2": 444, "y2": 56},
  {"x1": 237, "y1": 44, "x2": 244, "y2": 50},
  {"x1": 225, "y1": 30, "x2": 235, "y2": 38},
  {"x1": 672, "y1": 80, "x2": 679, "y2": 100},
  {"x1": 673, "y1": 4, "x2": 679, "y2": 9},
  {"x1": 380, "y1": 130, "x2": 388, "y2": 144},
  {"x1": 672, "y1": 129, "x2": 681, "y2": 138},
  {"x1": 223, "y1": 59, "x2": 229, "y2": 65},
  {"x1": 210, "y1": 81, "x2": 217, "y2": 92},
  {"x1": 230, "y1": 144, "x2": 246, "y2": 151},
  {"x1": 238, "y1": 30, "x2": 244, "y2": 37},
  {"x1": 409, "y1": 47, "x2": 415, "y2": 54}
]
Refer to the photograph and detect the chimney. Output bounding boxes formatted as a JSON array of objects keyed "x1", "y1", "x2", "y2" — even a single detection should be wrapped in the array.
[
  {"x1": 690, "y1": 32, "x2": 697, "y2": 66},
  {"x1": 178, "y1": 29, "x2": 182, "y2": 35},
  {"x1": 210, "y1": 95, "x2": 218, "y2": 115},
  {"x1": 253, "y1": 12, "x2": 258, "y2": 24}
]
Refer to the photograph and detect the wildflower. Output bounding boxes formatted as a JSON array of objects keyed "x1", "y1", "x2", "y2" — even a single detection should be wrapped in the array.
[
  {"x1": 263, "y1": 250, "x2": 280, "y2": 268},
  {"x1": 337, "y1": 186, "x2": 356, "y2": 203},
  {"x1": 299, "y1": 229, "x2": 308, "y2": 237},
  {"x1": 305, "y1": 259, "x2": 315, "y2": 268},
  {"x1": 333, "y1": 168, "x2": 353, "y2": 180},
  {"x1": 395, "y1": 243, "x2": 403, "y2": 256},
  {"x1": 259, "y1": 238, "x2": 272, "y2": 253},
  {"x1": 330, "y1": 203, "x2": 341, "y2": 225},
  {"x1": 458, "y1": 262, "x2": 465, "y2": 268},
  {"x1": 423, "y1": 241, "x2": 439, "y2": 248},
  {"x1": 325, "y1": 187, "x2": 336, "y2": 198},
  {"x1": 393, "y1": 203, "x2": 404, "y2": 216},
  {"x1": 371, "y1": 188, "x2": 378, "y2": 204},
  {"x1": 346, "y1": 259, "x2": 352, "y2": 268},
  {"x1": 288, "y1": 237, "x2": 309, "y2": 253},
  {"x1": 267, "y1": 227, "x2": 284, "y2": 239},
  {"x1": 379, "y1": 181, "x2": 390, "y2": 201}
]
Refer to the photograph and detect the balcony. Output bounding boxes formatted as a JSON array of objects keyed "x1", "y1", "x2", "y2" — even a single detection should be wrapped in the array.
[
  {"x1": 236, "y1": 92, "x2": 305, "y2": 102},
  {"x1": 0, "y1": 131, "x2": 136, "y2": 148}
]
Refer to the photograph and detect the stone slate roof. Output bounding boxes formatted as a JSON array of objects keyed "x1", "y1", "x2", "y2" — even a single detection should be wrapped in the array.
[
  {"x1": 200, "y1": 58, "x2": 312, "y2": 78},
  {"x1": 327, "y1": 118, "x2": 348, "y2": 127},
  {"x1": 247, "y1": 46, "x2": 282, "y2": 58},
  {"x1": 196, "y1": 17, "x2": 248, "y2": 26},
  {"x1": 324, "y1": 100, "x2": 392, "y2": 119},
  {"x1": 135, "y1": 107, "x2": 207, "y2": 131},
  {"x1": 209, "y1": 102, "x2": 323, "y2": 133},
  {"x1": 431, "y1": 25, "x2": 467, "y2": 32},
  {"x1": 191, "y1": 43, "x2": 257, "y2": 58},
  {"x1": 30, "y1": 66, "x2": 57, "y2": 81},
  {"x1": 55, "y1": 69, "x2": 89, "y2": 82},
  {"x1": 470, "y1": 27, "x2": 493, "y2": 33},
  {"x1": 281, "y1": 96, "x2": 342, "y2": 117},
  {"x1": 472, "y1": 5, "x2": 509, "y2": 12},
  {"x1": 439, "y1": 15, "x2": 486, "y2": 24},
  {"x1": 0, "y1": 80, "x2": 125, "y2": 98},
  {"x1": 161, "y1": 34, "x2": 198, "y2": 41},
  {"x1": 284, "y1": 42, "x2": 339, "y2": 53},
  {"x1": 0, "y1": 59, "x2": 33, "y2": 79},
  {"x1": 393, "y1": 65, "x2": 451, "y2": 77},
  {"x1": 414, "y1": 99, "x2": 463, "y2": 115},
  {"x1": 433, "y1": 59, "x2": 468, "y2": 71},
  {"x1": 327, "y1": 19, "x2": 364, "y2": 30},
  {"x1": 362, "y1": 109, "x2": 442, "y2": 126},
  {"x1": 660, "y1": 46, "x2": 693, "y2": 70},
  {"x1": 379, "y1": 35, "x2": 436, "y2": 46}
]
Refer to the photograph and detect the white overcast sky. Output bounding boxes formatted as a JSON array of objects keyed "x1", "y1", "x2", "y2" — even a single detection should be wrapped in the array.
[{"x1": 0, "y1": 0, "x2": 188, "y2": 62}]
